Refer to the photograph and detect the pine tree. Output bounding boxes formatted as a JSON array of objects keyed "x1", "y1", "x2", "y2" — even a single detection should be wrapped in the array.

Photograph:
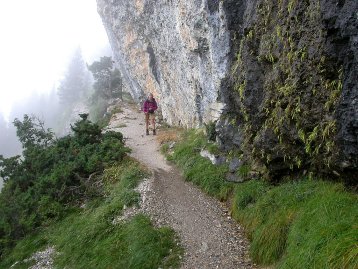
[{"x1": 88, "y1": 56, "x2": 122, "y2": 101}]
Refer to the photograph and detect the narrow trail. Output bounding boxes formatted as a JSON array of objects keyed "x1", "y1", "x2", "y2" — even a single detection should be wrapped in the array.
[{"x1": 108, "y1": 104, "x2": 257, "y2": 269}]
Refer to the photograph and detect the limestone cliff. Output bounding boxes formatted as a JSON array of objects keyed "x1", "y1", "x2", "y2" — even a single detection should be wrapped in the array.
[
  {"x1": 97, "y1": 0, "x2": 357, "y2": 180},
  {"x1": 97, "y1": 0, "x2": 229, "y2": 127}
]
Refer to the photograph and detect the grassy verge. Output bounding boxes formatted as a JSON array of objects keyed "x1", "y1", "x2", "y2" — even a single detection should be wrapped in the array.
[
  {"x1": 0, "y1": 159, "x2": 182, "y2": 269},
  {"x1": 162, "y1": 129, "x2": 358, "y2": 269},
  {"x1": 166, "y1": 129, "x2": 232, "y2": 200}
]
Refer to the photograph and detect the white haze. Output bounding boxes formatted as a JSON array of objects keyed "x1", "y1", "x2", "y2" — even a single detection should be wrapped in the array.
[{"x1": 0, "y1": 0, "x2": 110, "y2": 120}]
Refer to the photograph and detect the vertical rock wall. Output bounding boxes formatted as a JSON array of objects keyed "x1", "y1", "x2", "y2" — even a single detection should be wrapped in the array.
[
  {"x1": 219, "y1": 0, "x2": 358, "y2": 180},
  {"x1": 97, "y1": 0, "x2": 230, "y2": 127}
]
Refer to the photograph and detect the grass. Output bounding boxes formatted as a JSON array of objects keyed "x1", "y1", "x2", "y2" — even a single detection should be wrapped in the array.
[
  {"x1": 0, "y1": 233, "x2": 46, "y2": 269},
  {"x1": 163, "y1": 128, "x2": 358, "y2": 269},
  {"x1": 233, "y1": 180, "x2": 358, "y2": 268},
  {"x1": 0, "y1": 159, "x2": 183, "y2": 269},
  {"x1": 166, "y1": 129, "x2": 233, "y2": 201}
]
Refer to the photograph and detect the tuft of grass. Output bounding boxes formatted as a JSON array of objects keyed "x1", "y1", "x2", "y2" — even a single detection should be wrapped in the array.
[
  {"x1": 231, "y1": 180, "x2": 270, "y2": 235},
  {"x1": 156, "y1": 127, "x2": 182, "y2": 145},
  {"x1": 51, "y1": 213, "x2": 181, "y2": 269},
  {"x1": 111, "y1": 106, "x2": 123, "y2": 115},
  {"x1": 0, "y1": 159, "x2": 183, "y2": 269},
  {"x1": 160, "y1": 143, "x2": 170, "y2": 155},
  {"x1": 279, "y1": 183, "x2": 358, "y2": 269},
  {"x1": 0, "y1": 234, "x2": 47, "y2": 269},
  {"x1": 204, "y1": 121, "x2": 217, "y2": 142},
  {"x1": 205, "y1": 142, "x2": 220, "y2": 155},
  {"x1": 232, "y1": 179, "x2": 358, "y2": 268},
  {"x1": 237, "y1": 164, "x2": 251, "y2": 178}
]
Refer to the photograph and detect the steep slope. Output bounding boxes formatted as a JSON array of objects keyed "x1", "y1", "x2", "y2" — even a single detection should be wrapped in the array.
[{"x1": 97, "y1": 0, "x2": 357, "y2": 179}]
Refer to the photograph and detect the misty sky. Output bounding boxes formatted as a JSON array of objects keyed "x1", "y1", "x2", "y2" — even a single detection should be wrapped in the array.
[{"x1": 0, "y1": 0, "x2": 110, "y2": 120}]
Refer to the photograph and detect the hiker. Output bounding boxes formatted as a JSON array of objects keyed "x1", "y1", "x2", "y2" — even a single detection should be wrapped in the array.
[{"x1": 143, "y1": 93, "x2": 158, "y2": 135}]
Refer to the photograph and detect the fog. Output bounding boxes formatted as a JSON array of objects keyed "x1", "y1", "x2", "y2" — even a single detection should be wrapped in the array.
[{"x1": 0, "y1": 0, "x2": 112, "y2": 189}]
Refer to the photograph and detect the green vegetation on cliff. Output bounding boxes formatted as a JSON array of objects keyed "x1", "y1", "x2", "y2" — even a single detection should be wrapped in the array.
[
  {"x1": 162, "y1": 129, "x2": 358, "y2": 269},
  {"x1": 228, "y1": 0, "x2": 352, "y2": 180}
]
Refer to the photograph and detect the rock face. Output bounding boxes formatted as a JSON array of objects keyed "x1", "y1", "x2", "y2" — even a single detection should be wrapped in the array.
[
  {"x1": 218, "y1": 0, "x2": 358, "y2": 180},
  {"x1": 97, "y1": 0, "x2": 229, "y2": 127},
  {"x1": 97, "y1": 0, "x2": 357, "y2": 180}
]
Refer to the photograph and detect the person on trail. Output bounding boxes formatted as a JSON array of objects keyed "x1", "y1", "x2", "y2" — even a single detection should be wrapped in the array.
[{"x1": 143, "y1": 93, "x2": 158, "y2": 135}]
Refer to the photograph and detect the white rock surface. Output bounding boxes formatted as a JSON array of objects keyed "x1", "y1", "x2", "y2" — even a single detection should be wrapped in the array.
[{"x1": 97, "y1": 0, "x2": 230, "y2": 127}]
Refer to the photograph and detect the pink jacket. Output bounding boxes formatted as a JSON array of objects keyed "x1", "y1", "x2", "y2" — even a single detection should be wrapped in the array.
[{"x1": 143, "y1": 98, "x2": 158, "y2": 113}]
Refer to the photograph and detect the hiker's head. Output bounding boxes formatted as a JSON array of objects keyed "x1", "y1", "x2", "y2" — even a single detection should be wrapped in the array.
[{"x1": 148, "y1": 93, "x2": 154, "y2": 100}]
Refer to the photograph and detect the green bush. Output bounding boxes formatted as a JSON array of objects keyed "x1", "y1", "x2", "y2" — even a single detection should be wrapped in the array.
[
  {"x1": 0, "y1": 114, "x2": 129, "y2": 255},
  {"x1": 204, "y1": 121, "x2": 217, "y2": 142}
]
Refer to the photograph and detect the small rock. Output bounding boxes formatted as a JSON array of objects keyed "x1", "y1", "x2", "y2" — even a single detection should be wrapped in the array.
[
  {"x1": 169, "y1": 141, "x2": 176, "y2": 149},
  {"x1": 200, "y1": 242, "x2": 209, "y2": 252},
  {"x1": 200, "y1": 149, "x2": 226, "y2": 165},
  {"x1": 248, "y1": 171, "x2": 260, "y2": 179},
  {"x1": 229, "y1": 158, "x2": 242, "y2": 173}
]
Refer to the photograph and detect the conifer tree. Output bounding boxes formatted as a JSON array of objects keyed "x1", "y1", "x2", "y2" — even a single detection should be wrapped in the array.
[{"x1": 88, "y1": 56, "x2": 122, "y2": 100}]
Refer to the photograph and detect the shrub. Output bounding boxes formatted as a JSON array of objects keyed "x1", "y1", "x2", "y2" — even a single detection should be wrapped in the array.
[
  {"x1": 204, "y1": 121, "x2": 217, "y2": 142},
  {"x1": 0, "y1": 114, "x2": 129, "y2": 255}
]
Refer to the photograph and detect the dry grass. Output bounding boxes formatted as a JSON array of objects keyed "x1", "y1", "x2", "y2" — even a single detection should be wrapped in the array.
[{"x1": 156, "y1": 127, "x2": 183, "y2": 145}]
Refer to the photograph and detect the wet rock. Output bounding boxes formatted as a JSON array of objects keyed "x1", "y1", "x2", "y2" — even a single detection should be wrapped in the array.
[{"x1": 219, "y1": 0, "x2": 358, "y2": 180}]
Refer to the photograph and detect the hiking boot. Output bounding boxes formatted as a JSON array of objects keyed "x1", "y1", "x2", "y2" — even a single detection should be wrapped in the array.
[
  {"x1": 146, "y1": 129, "x2": 149, "y2": 135},
  {"x1": 153, "y1": 129, "x2": 156, "y2": 135}
]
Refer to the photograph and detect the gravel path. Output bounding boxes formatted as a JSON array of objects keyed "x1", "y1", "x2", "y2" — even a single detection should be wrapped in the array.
[{"x1": 107, "y1": 104, "x2": 257, "y2": 269}]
